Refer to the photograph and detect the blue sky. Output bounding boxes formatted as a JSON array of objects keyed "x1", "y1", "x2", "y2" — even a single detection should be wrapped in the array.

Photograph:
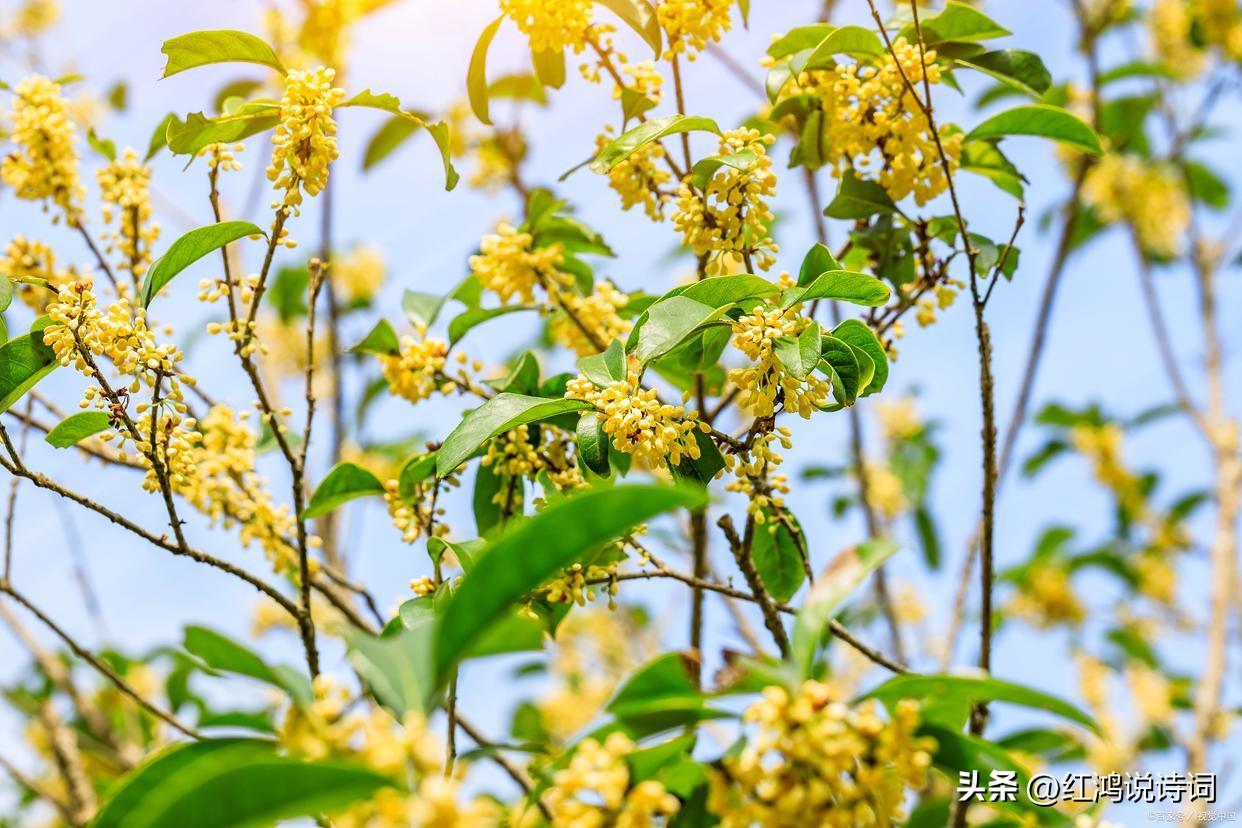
[{"x1": 1, "y1": 0, "x2": 1239, "y2": 822}]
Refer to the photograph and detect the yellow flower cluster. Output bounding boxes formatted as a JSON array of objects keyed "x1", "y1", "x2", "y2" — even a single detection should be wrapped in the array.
[
  {"x1": 544, "y1": 732, "x2": 680, "y2": 827},
  {"x1": 729, "y1": 305, "x2": 830, "y2": 418},
  {"x1": 331, "y1": 244, "x2": 386, "y2": 304},
  {"x1": 541, "y1": 560, "x2": 620, "y2": 608},
  {"x1": 1150, "y1": 0, "x2": 1205, "y2": 78},
  {"x1": 0, "y1": 235, "x2": 77, "y2": 312},
  {"x1": 96, "y1": 148, "x2": 160, "y2": 278},
  {"x1": 267, "y1": 66, "x2": 346, "y2": 214},
  {"x1": 297, "y1": 0, "x2": 366, "y2": 69},
  {"x1": 800, "y1": 38, "x2": 961, "y2": 205},
  {"x1": 182, "y1": 404, "x2": 307, "y2": 577},
  {"x1": 874, "y1": 397, "x2": 922, "y2": 442},
  {"x1": 469, "y1": 222, "x2": 568, "y2": 304},
  {"x1": 383, "y1": 474, "x2": 454, "y2": 546},
  {"x1": 202, "y1": 141, "x2": 244, "y2": 175},
  {"x1": 8, "y1": 0, "x2": 60, "y2": 37},
  {"x1": 1082, "y1": 153, "x2": 1189, "y2": 258},
  {"x1": 674, "y1": 129, "x2": 779, "y2": 274},
  {"x1": 724, "y1": 429, "x2": 793, "y2": 522},
  {"x1": 281, "y1": 677, "x2": 501, "y2": 828},
  {"x1": 380, "y1": 334, "x2": 450, "y2": 404},
  {"x1": 499, "y1": 0, "x2": 594, "y2": 53},
  {"x1": 550, "y1": 280, "x2": 633, "y2": 356},
  {"x1": 657, "y1": 0, "x2": 732, "y2": 60},
  {"x1": 1007, "y1": 562, "x2": 1086, "y2": 629},
  {"x1": 860, "y1": 460, "x2": 906, "y2": 521},
  {"x1": 1, "y1": 75, "x2": 83, "y2": 221},
  {"x1": 1198, "y1": 0, "x2": 1242, "y2": 58},
  {"x1": 566, "y1": 372, "x2": 705, "y2": 468},
  {"x1": 709, "y1": 682, "x2": 934, "y2": 827},
  {"x1": 482, "y1": 423, "x2": 544, "y2": 478},
  {"x1": 597, "y1": 129, "x2": 672, "y2": 221}
]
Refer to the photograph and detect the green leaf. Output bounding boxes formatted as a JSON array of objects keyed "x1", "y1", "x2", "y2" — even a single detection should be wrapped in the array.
[
  {"x1": 93, "y1": 739, "x2": 390, "y2": 828},
  {"x1": 346, "y1": 621, "x2": 435, "y2": 716},
  {"x1": 578, "y1": 339, "x2": 628, "y2": 387},
  {"x1": 577, "y1": 412, "x2": 610, "y2": 476},
  {"x1": 633, "y1": 296, "x2": 729, "y2": 364},
  {"x1": 690, "y1": 150, "x2": 757, "y2": 191},
  {"x1": 183, "y1": 626, "x2": 311, "y2": 704},
  {"x1": 798, "y1": 242, "x2": 840, "y2": 287},
  {"x1": 781, "y1": 270, "x2": 890, "y2": 309},
  {"x1": 351, "y1": 319, "x2": 401, "y2": 356},
  {"x1": 436, "y1": 393, "x2": 593, "y2": 476},
  {"x1": 669, "y1": 429, "x2": 725, "y2": 486},
  {"x1": 473, "y1": 462, "x2": 505, "y2": 534},
  {"x1": 1184, "y1": 160, "x2": 1229, "y2": 209},
  {"x1": 141, "y1": 222, "x2": 263, "y2": 307},
  {"x1": 767, "y1": 25, "x2": 835, "y2": 59},
  {"x1": 166, "y1": 105, "x2": 281, "y2": 157},
  {"x1": 843, "y1": 340, "x2": 875, "y2": 396},
  {"x1": 145, "y1": 113, "x2": 177, "y2": 161},
  {"x1": 598, "y1": 0, "x2": 662, "y2": 56},
  {"x1": 823, "y1": 169, "x2": 898, "y2": 219},
  {"x1": 362, "y1": 115, "x2": 418, "y2": 170},
  {"x1": 819, "y1": 335, "x2": 861, "y2": 407},
  {"x1": 0, "y1": 274, "x2": 12, "y2": 313},
  {"x1": 303, "y1": 462, "x2": 386, "y2": 519},
  {"x1": 86, "y1": 128, "x2": 117, "y2": 161},
  {"x1": 448, "y1": 304, "x2": 533, "y2": 345},
  {"x1": 673, "y1": 274, "x2": 779, "y2": 308},
  {"x1": 967, "y1": 104, "x2": 1103, "y2": 155},
  {"x1": 402, "y1": 290, "x2": 446, "y2": 331},
  {"x1": 45, "y1": 411, "x2": 112, "y2": 448},
  {"x1": 0, "y1": 331, "x2": 57, "y2": 413},
  {"x1": 913, "y1": 1, "x2": 1010, "y2": 43},
  {"x1": 752, "y1": 516, "x2": 806, "y2": 602},
  {"x1": 338, "y1": 91, "x2": 458, "y2": 190},
  {"x1": 435, "y1": 485, "x2": 705, "y2": 681},
  {"x1": 773, "y1": 322, "x2": 821, "y2": 380},
  {"x1": 867, "y1": 674, "x2": 1098, "y2": 733},
  {"x1": 790, "y1": 539, "x2": 898, "y2": 678},
  {"x1": 398, "y1": 453, "x2": 438, "y2": 499},
  {"x1": 532, "y1": 48, "x2": 566, "y2": 89},
  {"x1": 803, "y1": 25, "x2": 885, "y2": 69},
  {"x1": 468, "y1": 16, "x2": 504, "y2": 124},
  {"x1": 960, "y1": 138, "x2": 1026, "y2": 199},
  {"x1": 956, "y1": 50, "x2": 1051, "y2": 97},
  {"x1": 831, "y1": 319, "x2": 888, "y2": 395},
  {"x1": 161, "y1": 30, "x2": 285, "y2": 78},
  {"x1": 590, "y1": 114, "x2": 720, "y2": 173}
]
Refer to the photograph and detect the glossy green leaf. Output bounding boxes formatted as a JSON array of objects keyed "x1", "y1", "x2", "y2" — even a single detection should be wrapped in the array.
[
  {"x1": 823, "y1": 169, "x2": 898, "y2": 219},
  {"x1": 578, "y1": 339, "x2": 628, "y2": 387},
  {"x1": 362, "y1": 115, "x2": 418, "y2": 170},
  {"x1": 436, "y1": 394, "x2": 593, "y2": 476},
  {"x1": 633, "y1": 296, "x2": 729, "y2": 364},
  {"x1": 45, "y1": 411, "x2": 112, "y2": 448},
  {"x1": 798, "y1": 242, "x2": 840, "y2": 287},
  {"x1": 669, "y1": 429, "x2": 725, "y2": 486},
  {"x1": 960, "y1": 138, "x2": 1026, "y2": 199},
  {"x1": 912, "y1": 1, "x2": 1010, "y2": 43},
  {"x1": 673, "y1": 274, "x2": 779, "y2": 308},
  {"x1": 183, "y1": 626, "x2": 312, "y2": 704},
  {"x1": 790, "y1": 539, "x2": 898, "y2": 677},
  {"x1": 820, "y1": 335, "x2": 861, "y2": 407},
  {"x1": 351, "y1": 319, "x2": 401, "y2": 356},
  {"x1": 577, "y1": 412, "x2": 610, "y2": 476},
  {"x1": 303, "y1": 462, "x2": 386, "y2": 519},
  {"x1": 773, "y1": 322, "x2": 821, "y2": 380},
  {"x1": 752, "y1": 515, "x2": 806, "y2": 602},
  {"x1": 956, "y1": 49, "x2": 1051, "y2": 97},
  {"x1": 435, "y1": 485, "x2": 704, "y2": 681},
  {"x1": 141, "y1": 222, "x2": 263, "y2": 307},
  {"x1": 468, "y1": 16, "x2": 504, "y2": 124},
  {"x1": 448, "y1": 304, "x2": 533, "y2": 345},
  {"x1": 967, "y1": 104, "x2": 1103, "y2": 155},
  {"x1": 867, "y1": 674, "x2": 1098, "y2": 733},
  {"x1": 803, "y1": 25, "x2": 885, "y2": 69},
  {"x1": 781, "y1": 270, "x2": 890, "y2": 309},
  {"x1": 0, "y1": 330, "x2": 57, "y2": 413},
  {"x1": 472, "y1": 462, "x2": 505, "y2": 534},
  {"x1": 161, "y1": 30, "x2": 285, "y2": 78},
  {"x1": 831, "y1": 319, "x2": 888, "y2": 395},
  {"x1": 591, "y1": 114, "x2": 720, "y2": 173},
  {"x1": 165, "y1": 105, "x2": 281, "y2": 156}
]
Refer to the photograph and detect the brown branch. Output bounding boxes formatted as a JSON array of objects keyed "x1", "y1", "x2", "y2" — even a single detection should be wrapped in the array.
[
  {"x1": 716, "y1": 514, "x2": 789, "y2": 656},
  {"x1": 455, "y1": 715, "x2": 552, "y2": 821}
]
